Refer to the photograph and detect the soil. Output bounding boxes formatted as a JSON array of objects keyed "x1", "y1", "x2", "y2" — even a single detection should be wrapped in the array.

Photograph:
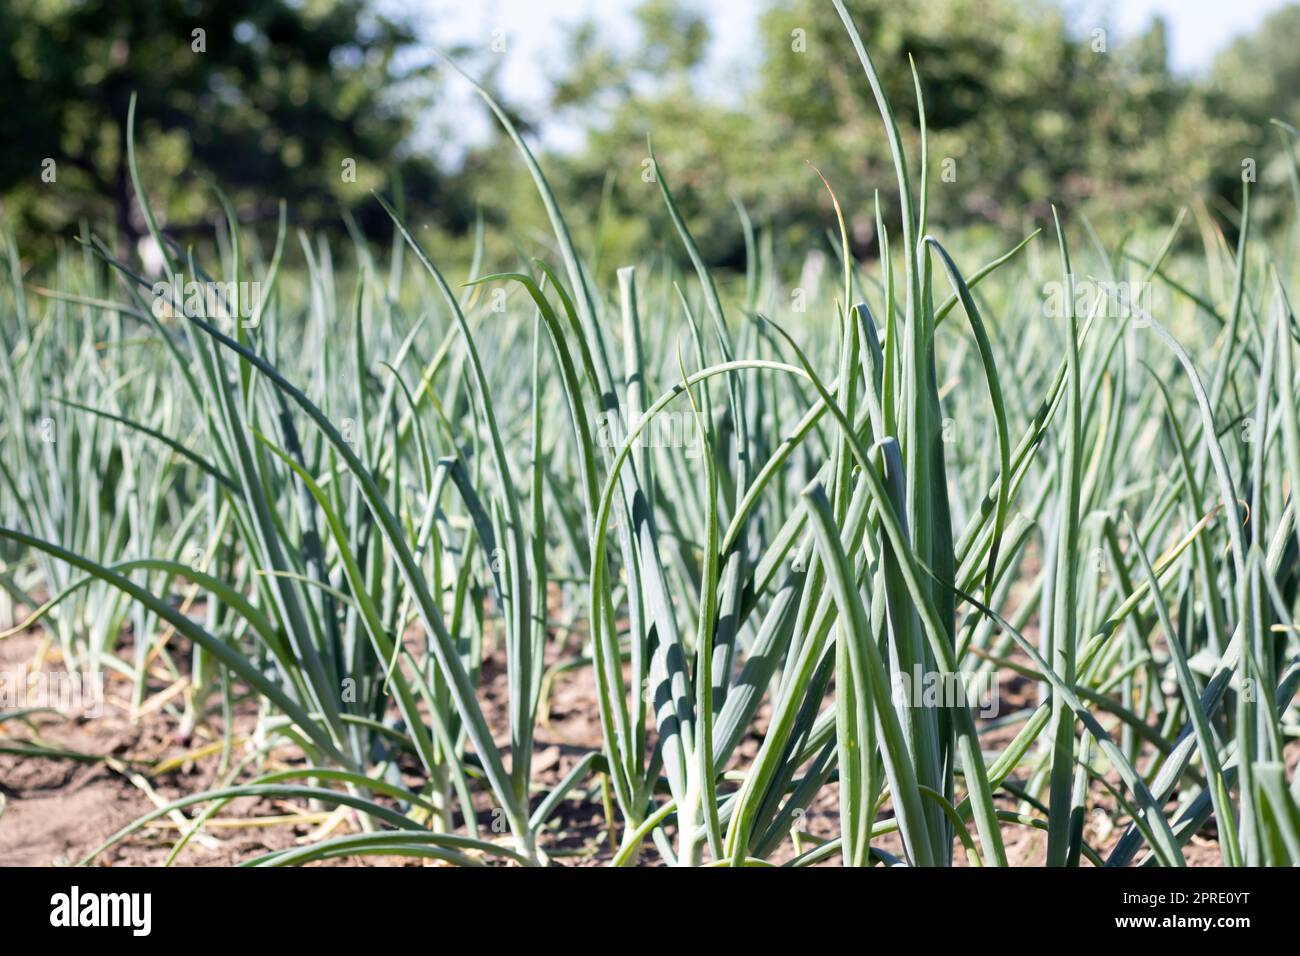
[
  {"x1": 0, "y1": 613, "x2": 1266, "y2": 868},
  {"x1": 1, "y1": 622, "x2": 622, "y2": 866}
]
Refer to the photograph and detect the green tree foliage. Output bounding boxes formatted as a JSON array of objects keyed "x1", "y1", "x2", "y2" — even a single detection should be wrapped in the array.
[
  {"x1": 464, "y1": 0, "x2": 1283, "y2": 274},
  {"x1": 1207, "y1": 5, "x2": 1300, "y2": 227},
  {"x1": 0, "y1": 0, "x2": 455, "y2": 251},
  {"x1": 1212, "y1": 5, "x2": 1300, "y2": 128},
  {"x1": 3, "y1": 0, "x2": 1297, "y2": 271}
]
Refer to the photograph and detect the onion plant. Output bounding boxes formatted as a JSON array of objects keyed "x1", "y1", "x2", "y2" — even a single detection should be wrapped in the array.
[{"x1": 2, "y1": 1, "x2": 1298, "y2": 866}]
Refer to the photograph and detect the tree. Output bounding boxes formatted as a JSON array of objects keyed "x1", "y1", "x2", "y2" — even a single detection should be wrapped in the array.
[
  {"x1": 471, "y1": 0, "x2": 1229, "y2": 276},
  {"x1": 1207, "y1": 5, "x2": 1300, "y2": 228},
  {"x1": 0, "y1": 0, "x2": 451, "y2": 255}
]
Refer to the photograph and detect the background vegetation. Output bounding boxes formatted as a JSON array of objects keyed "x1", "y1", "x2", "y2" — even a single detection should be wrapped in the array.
[
  {"x1": 2, "y1": 0, "x2": 1299, "y2": 869},
  {"x1": 5, "y1": 0, "x2": 1300, "y2": 272}
]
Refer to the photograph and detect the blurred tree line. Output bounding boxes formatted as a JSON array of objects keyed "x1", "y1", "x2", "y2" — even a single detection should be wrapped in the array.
[
  {"x1": 3, "y1": 0, "x2": 1299, "y2": 273},
  {"x1": 0, "y1": 0, "x2": 471, "y2": 259},
  {"x1": 465, "y1": 0, "x2": 1299, "y2": 271}
]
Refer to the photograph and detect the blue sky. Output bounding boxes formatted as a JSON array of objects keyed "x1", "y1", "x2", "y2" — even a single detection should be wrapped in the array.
[
  {"x1": 402, "y1": 0, "x2": 1292, "y2": 155},
  {"x1": 1108, "y1": 0, "x2": 1289, "y2": 71}
]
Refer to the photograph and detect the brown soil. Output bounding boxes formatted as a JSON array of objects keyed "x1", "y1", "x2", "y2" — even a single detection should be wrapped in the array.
[
  {"x1": 1, "y1": 614, "x2": 1260, "y2": 868},
  {"x1": 0, "y1": 621, "x2": 622, "y2": 866}
]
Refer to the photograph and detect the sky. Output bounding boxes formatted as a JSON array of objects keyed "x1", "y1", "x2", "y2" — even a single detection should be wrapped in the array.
[
  {"x1": 397, "y1": 0, "x2": 1293, "y2": 157},
  {"x1": 1109, "y1": 0, "x2": 1289, "y2": 73}
]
